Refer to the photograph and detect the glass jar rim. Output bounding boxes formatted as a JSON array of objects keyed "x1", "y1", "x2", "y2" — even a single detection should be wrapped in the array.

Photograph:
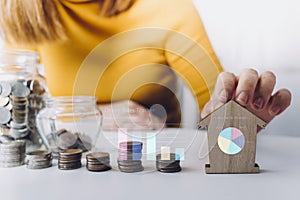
[
  {"x1": 45, "y1": 96, "x2": 97, "y2": 106},
  {"x1": 0, "y1": 48, "x2": 39, "y2": 67},
  {"x1": 0, "y1": 48, "x2": 38, "y2": 56}
]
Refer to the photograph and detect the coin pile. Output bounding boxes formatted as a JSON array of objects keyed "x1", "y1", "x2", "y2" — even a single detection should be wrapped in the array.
[
  {"x1": 86, "y1": 152, "x2": 111, "y2": 172},
  {"x1": 0, "y1": 141, "x2": 26, "y2": 168},
  {"x1": 25, "y1": 150, "x2": 52, "y2": 169},
  {"x1": 0, "y1": 134, "x2": 14, "y2": 143},
  {"x1": 0, "y1": 80, "x2": 46, "y2": 150},
  {"x1": 118, "y1": 141, "x2": 144, "y2": 173},
  {"x1": 156, "y1": 153, "x2": 182, "y2": 173},
  {"x1": 54, "y1": 129, "x2": 92, "y2": 152},
  {"x1": 58, "y1": 149, "x2": 82, "y2": 170}
]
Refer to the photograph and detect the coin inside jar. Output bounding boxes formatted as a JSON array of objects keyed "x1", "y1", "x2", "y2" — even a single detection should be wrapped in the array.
[
  {"x1": 0, "y1": 107, "x2": 12, "y2": 124},
  {"x1": 57, "y1": 131, "x2": 78, "y2": 150},
  {"x1": 0, "y1": 82, "x2": 11, "y2": 97}
]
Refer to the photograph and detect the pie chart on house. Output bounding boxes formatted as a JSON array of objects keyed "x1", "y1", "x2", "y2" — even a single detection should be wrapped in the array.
[{"x1": 218, "y1": 127, "x2": 245, "y2": 155}]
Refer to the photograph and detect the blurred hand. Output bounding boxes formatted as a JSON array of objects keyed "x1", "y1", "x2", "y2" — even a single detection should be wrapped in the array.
[
  {"x1": 98, "y1": 100, "x2": 166, "y2": 131},
  {"x1": 202, "y1": 68, "x2": 292, "y2": 127}
]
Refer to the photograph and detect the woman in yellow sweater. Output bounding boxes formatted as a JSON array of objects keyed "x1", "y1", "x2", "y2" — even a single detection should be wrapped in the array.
[{"x1": 0, "y1": 0, "x2": 291, "y2": 130}]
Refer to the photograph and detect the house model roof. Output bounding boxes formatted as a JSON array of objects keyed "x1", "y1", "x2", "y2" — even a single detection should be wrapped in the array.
[{"x1": 198, "y1": 100, "x2": 267, "y2": 129}]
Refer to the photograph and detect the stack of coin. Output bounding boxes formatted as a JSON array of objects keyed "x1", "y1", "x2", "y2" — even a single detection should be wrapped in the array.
[
  {"x1": 86, "y1": 152, "x2": 111, "y2": 172},
  {"x1": 118, "y1": 141, "x2": 144, "y2": 173},
  {"x1": 0, "y1": 80, "x2": 46, "y2": 151},
  {"x1": 9, "y1": 82, "x2": 30, "y2": 139},
  {"x1": 0, "y1": 141, "x2": 26, "y2": 168},
  {"x1": 0, "y1": 82, "x2": 12, "y2": 126},
  {"x1": 0, "y1": 134, "x2": 14, "y2": 143},
  {"x1": 58, "y1": 149, "x2": 82, "y2": 170},
  {"x1": 156, "y1": 153, "x2": 182, "y2": 173},
  {"x1": 25, "y1": 150, "x2": 52, "y2": 169}
]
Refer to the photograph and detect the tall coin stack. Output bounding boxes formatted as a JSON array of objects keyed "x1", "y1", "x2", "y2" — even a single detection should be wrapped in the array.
[
  {"x1": 9, "y1": 82, "x2": 30, "y2": 139},
  {"x1": 25, "y1": 150, "x2": 52, "y2": 169},
  {"x1": 156, "y1": 153, "x2": 182, "y2": 173},
  {"x1": 0, "y1": 141, "x2": 26, "y2": 168},
  {"x1": 58, "y1": 149, "x2": 83, "y2": 170},
  {"x1": 118, "y1": 141, "x2": 144, "y2": 173},
  {"x1": 26, "y1": 80, "x2": 45, "y2": 145},
  {"x1": 0, "y1": 80, "x2": 46, "y2": 151},
  {"x1": 86, "y1": 152, "x2": 112, "y2": 172}
]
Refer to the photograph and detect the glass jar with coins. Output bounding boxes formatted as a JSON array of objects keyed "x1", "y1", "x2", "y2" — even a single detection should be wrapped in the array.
[
  {"x1": 0, "y1": 49, "x2": 47, "y2": 152},
  {"x1": 36, "y1": 96, "x2": 103, "y2": 157}
]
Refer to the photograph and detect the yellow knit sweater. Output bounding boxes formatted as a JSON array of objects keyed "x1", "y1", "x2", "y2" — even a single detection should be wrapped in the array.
[{"x1": 30, "y1": 0, "x2": 223, "y2": 126}]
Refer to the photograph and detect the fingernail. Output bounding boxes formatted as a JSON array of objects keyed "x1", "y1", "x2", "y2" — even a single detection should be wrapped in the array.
[
  {"x1": 237, "y1": 92, "x2": 248, "y2": 105},
  {"x1": 219, "y1": 89, "x2": 228, "y2": 102},
  {"x1": 270, "y1": 105, "x2": 281, "y2": 115},
  {"x1": 254, "y1": 97, "x2": 264, "y2": 109}
]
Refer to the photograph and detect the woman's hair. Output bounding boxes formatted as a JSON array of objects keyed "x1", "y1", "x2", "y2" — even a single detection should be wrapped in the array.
[{"x1": 0, "y1": 0, "x2": 135, "y2": 44}]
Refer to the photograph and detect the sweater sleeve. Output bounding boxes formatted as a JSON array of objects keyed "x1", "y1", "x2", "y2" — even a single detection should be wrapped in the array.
[{"x1": 164, "y1": 0, "x2": 223, "y2": 113}]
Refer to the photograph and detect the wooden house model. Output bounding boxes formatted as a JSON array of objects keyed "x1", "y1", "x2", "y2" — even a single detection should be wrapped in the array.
[{"x1": 198, "y1": 100, "x2": 267, "y2": 174}]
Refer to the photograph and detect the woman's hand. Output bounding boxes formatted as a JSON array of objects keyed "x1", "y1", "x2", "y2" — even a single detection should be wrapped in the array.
[
  {"x1": 98, "y1": 100, "x2": 166, "y2": 131},
  {"x1": 202, "y1": 68, "x2": 292, "y2": 126}
]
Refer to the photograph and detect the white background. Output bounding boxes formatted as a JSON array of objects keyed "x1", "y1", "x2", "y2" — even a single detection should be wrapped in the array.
[{"x1": 184, "y1": 0, "x2": 300, "y2": 136}]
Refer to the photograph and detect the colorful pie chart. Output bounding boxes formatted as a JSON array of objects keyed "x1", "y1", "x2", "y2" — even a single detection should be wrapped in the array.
[{"x1": 218, "y1": 127, "x2": 245, "y2": 155}]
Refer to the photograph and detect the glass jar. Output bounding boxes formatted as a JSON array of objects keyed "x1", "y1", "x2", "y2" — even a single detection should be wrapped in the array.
[
  {"x1": 36, "y1": 96, "x2": 102, "y2": 157},
  {"x1": 0, "y1": 49, "x2": 47, "y2": 151}
]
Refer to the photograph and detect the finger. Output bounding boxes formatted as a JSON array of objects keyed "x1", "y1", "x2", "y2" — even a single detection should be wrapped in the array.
[
  {"x1": 267, "y1": 88, "x2": 292, "y2": 117},
  {"x1": 212, "y1": 72, "x2": 236, "y2": 103},
  {"x1": 201, "y1": 100, "x2": 221, "y2": 118},
  {"x1": 252, "y1": 71, "x2": 276, "y2": 110},
  {"x1": 235, "y1": 68, "x2": 259, "y2": 106}
]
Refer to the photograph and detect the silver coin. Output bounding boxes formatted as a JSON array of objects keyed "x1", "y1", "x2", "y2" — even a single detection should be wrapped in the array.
[
  {"x1": 86, "y1": 164, "x2": 111, "y2": 172},
  {"x1": 4, "y1": 103, "x2": 13, "y2": 111},
  {"x1": 0, "y1": 141, "x2": 26, "y2": 148},
  {"x1": 0, "y1": 97, "x2": 9, "y2": 107},
  {"x1": 117, "y1": 160, "x2": 142, "y2": 166},
  {"x1": 11, "y1": 82, "x2": 30, "y2": 98},
  {"x1": 9, "y1": 121, "x2": 27, "y2": 129},
  {"x1": 9, "y1": 128, "x2": 29, "y2": 139},
  {"x1": 55, "y1": 129, "x2": 68, "y2": 136},
  {"x1": 0, "y1": 82, "x2": 11, "y2": 97},
  {"x1": 26, "y1": 150, "x2": 52, "y2": 157},
  {"x1": 0, "y1": 162, "x2": 24, "y2": 168},
  {"x1": 86, "y1": 152, "x2": 110, "y2": 163},
  {"x1": 27, "y1": 163, "x2": 52, "y2": 169},
  {"x1": 57, "y1": 131, "x2": 78, "y2": 150},
  {"x1": 0, "y1": 107, "x2": 11, "y2": 124},
  {"x1": 59, "y1": 149, "x2": 83, "y2": 156},
  {"x1": 0, "y1": 135, "x2": 14, "y2": 143},
  {"x1": 118, "y1": 165, "x2": 144, "y2": 173},
  {"x1": 58, "y1": 162, "x2": 82, "y2": 170}
]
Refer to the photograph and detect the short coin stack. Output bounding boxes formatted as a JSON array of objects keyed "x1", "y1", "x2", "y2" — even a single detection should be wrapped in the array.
[
  {"x1": 0, "y1": 141, "x2": 26, "y2": 168},
  {"x1": 156, "y1": 153, "x2": 182, "y2": 173},
  {"x1": 58, "y1": 149, "x2": 82, "y2": 170},
  {"x1": 118, "y1": 141, "x2": 144, "y2": 173},
  {"x1": 25, "y1": 150, "x2": 52, "y2": 169},
  {"x1": 86, "y1": 152, "x2": 111, "y2": 172}
]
